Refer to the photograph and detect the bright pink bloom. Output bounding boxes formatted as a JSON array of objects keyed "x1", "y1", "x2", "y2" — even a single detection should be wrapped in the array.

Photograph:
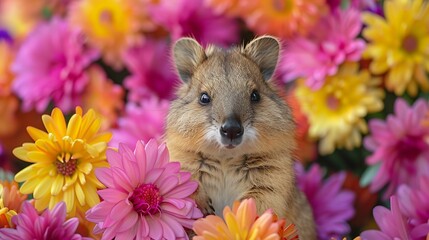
[
  {"x1": 86, "y1": 139, "x2": 203, "y2": 239},
  {"x1": 364, "y1": 99, "x2": 429, "y2": 198},
  {"x1": 109, "y1": 98, "x2": 170, "y2": 148},
  {"x1": 360, "y1": 196, "x2": 429, "y2": 240},
  {"x1": 123, "y1": 38, "x2": 178, "y2": 101},
  {"x1": 278, "y1": 8, "x2": 365, "y2": 89},
  {"x1": 397, "y1": 176, "x2": 429, "y2": 230},
  {"x1": 148, "y1": 0, "x2": 239, "y2": 47},
  {"x1": 12, "y1": 17, "x2": 98, "y2": 112},
  {"x1": 296, "y1": 163, "x2": 355, "y2": 239},
  {"x1": 0, "y1": 201, "x2": 89, "y2": 240}
]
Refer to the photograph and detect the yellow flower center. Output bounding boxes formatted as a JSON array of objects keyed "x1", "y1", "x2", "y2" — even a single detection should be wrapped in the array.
[
  {"x1": 99, "y1": 9, "x2": 113, "y2": 25},
  {"x1": 56, "y1": 153, "x2": 78, "y2": 176},
  {"x1": 402, "y1": 34, "x2": 418, "y2": 53},
  {"x1": 272, "y1": 0, "x2": 293, "y2": 13}
]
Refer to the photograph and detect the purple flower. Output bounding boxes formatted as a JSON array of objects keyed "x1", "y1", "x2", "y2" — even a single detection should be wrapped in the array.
[
  {"x1": 148, "y1": 0, "x2": 239, "y2": 47},
  {"x1": 360, "y1": 196, "x2": 429, "y2": 240},
  {"x1": 296, "y1": 163, "x2": 355, "y2": 239},
  {"x1": 12, "y1": 17, "x2": 98, "y2": 112},
  {"x1": 0, "y1": 201, "x2": 89, "y2": 240},
  {"x1": 364, "y1": 98, "x2": 429, "y2": 198},
  {"x1": 123, "y1": 38, "x2": 178, "y2": 101},
  {"x1": 278, "y1": 8, "x2": 365, "y2": 89},
  {"x1": 110, "y1": 97, "x2": 170, "y2": 148}
]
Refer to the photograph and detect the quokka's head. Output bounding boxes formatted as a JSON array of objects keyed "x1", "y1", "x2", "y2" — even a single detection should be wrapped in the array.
[{"x1": 166, "y1": 36, "x2": 295, "y2": 156}]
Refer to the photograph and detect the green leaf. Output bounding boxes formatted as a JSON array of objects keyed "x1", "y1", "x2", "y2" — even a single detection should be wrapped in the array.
[{"x1": 359, "y1": 163, "x2": 381, "y2": 187}]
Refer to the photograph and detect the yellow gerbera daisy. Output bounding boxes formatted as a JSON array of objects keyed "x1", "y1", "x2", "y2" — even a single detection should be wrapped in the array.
[
  {"x1": 363, "y1": 0, "x2": 429, "y2": 96},
  {"x1": 240, "y1": 0, "x2": 328, "y2": 38},
  {"x1": 13, "y1": 107, "x2": 112, "y2": 215},
  {"x1": 68, "y1": 0, "x2": 154, "y2": 69},
  {"x1": 295, "y1": 62, "x2": 384, "y2": 155}
]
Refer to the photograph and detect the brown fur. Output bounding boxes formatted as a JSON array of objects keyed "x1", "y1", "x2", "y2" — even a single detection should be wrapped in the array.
[{"x1": 166, "y1": 36, "x2": 316, "y2": 239}]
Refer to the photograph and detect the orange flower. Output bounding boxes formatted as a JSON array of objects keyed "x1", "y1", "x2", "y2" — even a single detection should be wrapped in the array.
[
  {"x1": 193, "y1": 198, "x2": 297, "y2": 240},
  {"x1": 0, "y1": 41, "x2": 18, "y2": 137},
  {"x1": 240, "y1": 0, "x2": 328, "y2": 38},
  {"x1": 0, "y1": 180, "x2": 27, "y2": 228},
  {"x1": 82, "y1": 66, "x2": 124, "y2": 130}
]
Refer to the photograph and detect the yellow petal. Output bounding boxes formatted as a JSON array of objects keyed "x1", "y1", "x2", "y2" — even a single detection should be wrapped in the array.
[
  {"x1": 82, "y1": 183, "x2": 100, "y2": 207},
  {"x1": 35, "y1": 195, "x2": 50, "y2": 211},
  {"x1": 75, "y1": 184, "x2": 85, "y2": 206},
  {"x1": 63, "y1": 188, "x2": 75, "y2": 213},
  {"x1": 33, "y1": 176, "x2": 53, "y2": 199},
  {"x1": 78, "y1": 162, "x2": 92, "y2": 175},
  {"x1": 27, "y1": 127, "x2": 48, "y2": 141},
  {"x1": 27, "y1": 151, "x2": 53, "y2": 163},
  {"x1": 42, "y1": 115, "x2": 63, "y2": 143},
  {"x1": 13, "y1": 147, "x2": 30, "y2": 162},
  {"x1": 66, "y1": 114, "x2": 82, "y2": 139},
  {"x1": 51, "y1": 108, "x2": 67, "y2": 136},
  {"x1": 51, "y1": 174, "x2": 64, "y2": 196},
  {"x1": 15, "y1": 165, "x2": 38, "y2": 182},
  {"x1": 19, "y1": 178, "x2": 40, "y2": 194}
]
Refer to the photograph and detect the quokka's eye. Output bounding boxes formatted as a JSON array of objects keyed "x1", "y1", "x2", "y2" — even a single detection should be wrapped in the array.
[
  {"x1": 250, "y1": 90, "x2": 260, "y2": 102},
  {"x1": 199, "y1": 92, "x2": 211, "y2": 105}
]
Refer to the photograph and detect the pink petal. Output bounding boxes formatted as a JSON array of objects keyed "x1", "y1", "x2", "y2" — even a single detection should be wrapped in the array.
[
  {"x1": 134, "y1": 141, "x2": 147, "y2": 178},
  {"x1": 97, "y1": 188, "x2": 128, "y2": 203},
  {"x1": 95, "y1": 168, "x2": 114, "y2": 188},
  {"x1": 146, "y1": 217, "x2": 163, "y2": 240}
]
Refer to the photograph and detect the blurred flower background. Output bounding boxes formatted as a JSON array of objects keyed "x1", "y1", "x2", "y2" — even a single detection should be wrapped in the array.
[{"x1": 0, "y1": 0, "x2": 428, "y2": 239}]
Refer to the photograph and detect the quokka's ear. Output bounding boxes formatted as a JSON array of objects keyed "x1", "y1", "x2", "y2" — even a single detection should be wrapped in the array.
[
  {"x1": 173, "y1": 38, "x2": 207, "y2": 83},
  {"x1": 244, "y1": 36, "x2": 280, "y2": 81}
]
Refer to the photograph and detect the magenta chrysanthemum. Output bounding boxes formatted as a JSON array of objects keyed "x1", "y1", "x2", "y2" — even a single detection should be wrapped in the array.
[
  {"x1": 12, "y1": 17, "x2": 98, "y2": 112},
  {"x1": 296, "y1": 163, "x2": 355, "y2": 239},
  {"x1": 0, "y1": 201, "x2": 89, "y2": 240},
  {"x1": 278, "y1": 8, "x2": 365, "y2": 89},
  {"x1": 360, "y1": 196, "x2": 429, "y2": 240},
  {"x1": 109, "y1": 98, "x2": 170, "y2": 148},
  {"x1": 364, "y1": 98, "x2": 429, "y2": 198},
  {"x1": 148, "y1": 0, "x2": 239, "y2": 47},
  {"x1": 397, "y1": 176, "x2": 429, "y2": 230},
  {"x1": 122, "y1": 39, "x2": 179, "y2": 101},
  {"x1": 86, "y1": 139, "x2": 203, "y2": 239}
]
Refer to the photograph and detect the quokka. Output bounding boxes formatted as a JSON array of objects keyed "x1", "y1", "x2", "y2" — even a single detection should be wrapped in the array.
[{"x1": 166, "y1": 36, "x2": 316, "y2": 239}]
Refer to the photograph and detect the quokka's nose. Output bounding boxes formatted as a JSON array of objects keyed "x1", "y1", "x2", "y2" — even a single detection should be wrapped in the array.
[{"x1": 220, "y1": 117, "x2": 244, "y2": 140}]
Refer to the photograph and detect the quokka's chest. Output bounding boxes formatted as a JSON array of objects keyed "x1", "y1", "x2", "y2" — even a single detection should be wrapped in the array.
[{"x1": 195, "y1": 154, "x2": 267, "y2": 215}]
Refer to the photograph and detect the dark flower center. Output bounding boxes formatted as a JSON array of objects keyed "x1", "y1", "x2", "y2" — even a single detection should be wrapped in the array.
[
  {"x1": 55, "y1": 159, "x2": 77, "y2": 176},
  {"x1": 129, "y1": 183, "x2": 162, "y2": 216},
  {"x1": 272, "y1": 0, "x2": 293, "y2": 13},
  {"x1": 99, "y1": 9, "x2": 113, "y2": 24},
  {"x1": 402, "y1": 34, "x2": 418, "y2": 53},
  {"x1": 396, "y1": 135, "x2": 428, "y2": 173},
  {"x1": 326, "y1": 95, "x2": 340, "y2": 110}
]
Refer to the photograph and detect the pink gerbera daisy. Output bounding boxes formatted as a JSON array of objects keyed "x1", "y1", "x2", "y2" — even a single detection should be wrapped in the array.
[
  {"x1": 122, "y1": 38, "x2": 179, "y2": 101},
  {"x1": 296, "y1": 163, "x2": 355, "y2": 239},
  {"x1": 360, "y1": 196, "x2": 429, "y2": 240},
  {"x1": 109, "y1": 98, "x2": 170, "y2": 148},
  {"x1": 86, "y1": 139, "x2": 203, "y2": 239},
  {"x1": 278, "y1": 8, "x2": 365, "y2": 89},
  {"x1": 12, "y1": 17, "x2": 98, "y2": 113},
  {"x1": 0, "y1": 201, "x2": 89, "y2": 239},
  {"x1": 364, "y1": 98, "x2": 429, "y2": 198},
  {"x1": 147, "y1": 0, "x2": 239, "y2": 47},
  {"x1": 397, "y1": 176, "x2": 429, "y2": 230}
]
